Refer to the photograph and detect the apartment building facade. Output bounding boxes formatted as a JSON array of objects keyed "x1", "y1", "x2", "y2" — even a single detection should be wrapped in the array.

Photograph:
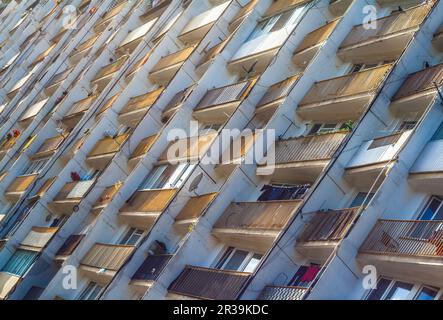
[{"x1": 0, "y1": 0, "x2": 441, "y2": 301}]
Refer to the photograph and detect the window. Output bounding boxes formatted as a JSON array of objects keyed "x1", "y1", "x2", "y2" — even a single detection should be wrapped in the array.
[
  {"x1": 410, "y1": 196, "x2": 443, "y2": 239},
  {"x1": 415, "y1": 286, "x2": 439, "y2": 300},
  {"x1": 432, "y1": 122, "x2": 443, "y2": 141},
  {"x1": 349, "y1": 62, "x2": 383, "y2": 74},
  {"x1": 22, "y1": 158, "x2": 49, "y2": 175},
  {"x1": 1, "y1": 249, "x2": 38, "y2": 276},
  {"x1": 77, "y1": 282, "x2": 103, "y2": 300},
  {"x1": 80, "y1": 169, "x2": 100, "y2": 181},
  {"x1": 215, "y1": 247, "x2": 262, "y2": 272},
  {"x1": 199, "y1": 123, "x2": 222, "y2": 135},
  {"x1": 119, "y1": 228, "x2": 144, "y2": 245},
  {"x1": 350, "y1": 192, "x2": 374, "y2": 207},
  {"x1": 289, "y1": 264, "x2": 321, "y2": 288},
  {"x1": 308, "y1": 123, "x2": 342, "y2": 135},
  {"x1": 138, "y1": 163, "x2": 196, "y2": 190},
  {"x1": 247, "y1": 6, "x2": 306, "y2": 41},
  {"x1": 366, "y1": 278, "x2": 413, "y2": 300},
  {"x1": 399, "y1": 121, "x2": 416, "y2": 131}
]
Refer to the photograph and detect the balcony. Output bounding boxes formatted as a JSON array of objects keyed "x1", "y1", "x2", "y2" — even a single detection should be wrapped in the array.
[
  {"x1": 119, "y1": 189, "x2": 178, "y2": 229},
  {"x1": 130, "y1": 254, "x2": 173, "y2": 292},
  {"x1": 85, "y1": 133, "x2": 130, "y2": 170},
  {"x1": 433, "y1": 24, "x2": 443, "y2": 51},
  {"x1": 44, "y1": 67, "x2": 73, "y2": 96},
  {"x1": 128, "y1": 135, "x2": 158, "y2": 170},
  {"x1": 178, "y1": 2, "x2": 230, "y2": 45},
  {"x1": 328, "y1": 0, "x2": 352, "y2": 17},
  {"x1": 257, "y1": 131, "x2": 348, "y2": 184},
  {"x1": 7, "y1": 73, "x2": 32, "y2": 100},
  {"x1": 293, "y1": 19, "x2": 339, "y2": 68},
  {"x1": 5, "y1": 174, "x2": 38, "y2": 202},
  {"x1": 91, "y1": 55, "x2": 129, "y2": 92},
  {"x1": 0, "y1": 272, "x2": 20, "y2": 300},
  {"x1": 390, "y1": 63, "x2": 443, "y2": 115},
  {"x1": 338, "y1": 5, "x2": 431, "y2": 64},
  {"x1": 125, "y1": 50, "x2": 152, "y2": 84},
  {"x1": 169, "y1": 265, "x2": 250, "y2": 300},
  {"x1": 297, "y1": 65, "x2": 392, "y2": 122},
  {"x1": 174, "y1": 193, "x2": 218, "y2": 232},
  {"x1": 117, "y1": 20, "x2": 156, "y2": 56},
  {"x1": 157, "y1": 132, "x2": 218, "y2": 164},
  {"x1": 295, "y1": 208, "x2": 359, "y2": 263},
  {"x1": 344, "y1": 130, "x2": 411, "y2": 190},
  {"x1": 118, "y1": 88, "x2": 164, "y2": 127},
  {"x1": 192, "y1": 79, "x2": 256, "y2": 124},
  {"x1": 79, "y1": 243, "x2": 135, "y2": 284},
  {"x1": 48, "y1": 180, "x2": 95, "y2": 215},
  {"x1": 196, "y1": 39, "x2": 228, "y2": 73},
  {"x1": 19, "y1": 226, "x2": 58, "y2": 252},
  {"x1": 31, "y1": 135, "x2": 65, "y2": 160},
  {"x1": 358, "y1": 219, "x2": 443, "y2": 287},
  {"x1": 409, "y1": 139, "x2": 443, "y2": 194},
  {"x1": 0, "y1": 134, "x2": 21, "y2": 160},
  {"x1": 139, "y1": 0, "x2": 171, "y2": 22},
  {"x1": 94, "y1": 1, "x2": 126, "y2": 33},
  {"x1": 162, "y1": 86, "x2": 194, "y2": 121},
  {"x1": 228, "y1": 0, "x2": 258, "y2": 33},
  {"x1": 54, "y1": 234, "x2": 85, "y2": 262},
  {"x1": 91, "y1": 183, "x2": 122, "y2": 215},
  {"x1": 227, "y1": 28, "x2": 289, "y2": 75},
  {"x1": 258, "y1": 285, "x2": 309, "y2": 300},
  {"x1": 28, "y1": 43, "x2": 56, "y2": 70},
  {"x1": 149, "y1": 47, "x2": 195, "y2": 85},
  {"x1": 212, "y1": 200, "x2": 301, "y2": 252},
  {"x1": 18, "y1": 99, "x2": 49, "y2": 128},
  {"x1": 62, "y1": 95, "x2": 97, "y2": 130},
  {"x1": 69, "y1": 34, "x2": 100, "y2": 64}
]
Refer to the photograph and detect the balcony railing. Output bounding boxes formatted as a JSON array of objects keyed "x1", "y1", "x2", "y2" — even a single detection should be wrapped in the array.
[
  {"x1": 256, "y1": 74, "x2": 301, "y2": 108},
  {"x1": 120, "y1": 189, "x2": 177, "y2": 213},
  {"x1": 274, "y1": 131, "x2": 347, "y2": 165},
  {"x1": 214, "y1": 200, "x2": 300, "y2": 231},
  {"x1": 169, "y1": 265, "x2": 251, "y2": 300},
  {"x1": 258, "y1": 285, "x2": 309, "y2": 300},
  {"x1": 5, "y1": 174, "x2": 37, "y2": 198},
  {"x1": 19, "y1": 226, "x2": 58, "y2": 252},
  {"x1": 228, "y1": 0, "x2": 257, "y2": 32},
  {"x1": 86, "y1": 133, "x2": 129, "y2": 161},
  {"x1": 129, "y1": 135, "x2": 158, "y2": 160},
  {"x1": 94, "y1": 1, "x2": 126, "y2": 33},
  {"x1": 433, "y1": 24, "x2": 443, "y2": 50},
  {"x1": 360, "y1": 219, "x2": 443, "y2": 258},
  {"x1": 52, "y1": 180, "x2": 95, "y2": 202},
  {"x1": 300, "y1": 65, "x2": 391, "y2": 106},
  {"x1": 392, "y1": 63, "x2": 443, "y2": 101},
  {"x1": 175, "y1": 193, "x2": 218, "y2": 223},
  {"x1": 131, "y1": 254, "x2": 173, "y2": 282},
  {"x1": 118, "y1": 88, "x2": 164, "y2": 125},
  {"x1": 340, "y1": 5, "x2": 430, "y2": 49},
  {"x1": 55, "y1": 234, "x2": 85, "y2": 259},
  {"x1": 80, "y1": 243, "x2": 135, "y2": 271},
  {"x1": 297, "y1": 208, "x2": 359, "y2": 244},
  {"x1": 150, "y1": 47, "x2": 194, "y2": 74},
  {"x1": 92, "y1": 55, "x2": 129, "y2": 82},
  {"x1": 31, "y1": 135, "x2": 65, "y2": 159}
]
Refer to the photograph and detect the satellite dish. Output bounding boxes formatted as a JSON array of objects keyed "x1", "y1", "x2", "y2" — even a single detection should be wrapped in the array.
[{"x1": 188, "y1": 172, "x2": 203, "y2": 193}]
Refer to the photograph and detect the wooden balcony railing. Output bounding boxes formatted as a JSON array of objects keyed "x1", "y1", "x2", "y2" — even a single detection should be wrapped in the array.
[
  {"x1": 272, "y1": 131, "x2": 347, "y2": 165},
  {"x1": 120, "y1": 189, "x2": 177, "y2": 213},
  {"x1": 55, "y1": 234, "x2": 85, "y2": 257},
  {"x1": 360, "y1": 219, "x2": 443, "y2": 257},
  {"x1": 295, "y1": 19, "x2": 339, "y2": 53},
  {"x1": 257, "y1": 75, "x2": 301, "y2": 108},
  {"x1": 393, "y1": 63, "x2": 443, "y2": 101},
  {"x1": 6, "y1": 174, "x2": 37, "y2": 194},
  {"x1": 300, "y1": 65, "x2": 391, "y2": 106},
  {"x1": 169, "y1": 265, "x2": 251, "y2": 300},
  {"x1": 87, "y1": 133, "x2": 129, "y2": 158},
  {"x1": 214, "y1": 200, "x2": 301, "y2": 231},
  {"x1": 93, "y1": 55, "x2": 129, "y2": 81},
  {"x1": 258, "y1": 285, "x2": 309, "y2": 300},
  {"x1": 120, "y1": 88, "x2": 163, "y2": 115},
  {"x1": 80, "y1": 243, "x2": 135, "y2": 271},
  {"x1": 195, "y1": 79, "x2": 256, "y2": 111},
  {"x1": 132, "y1": 254, "x2": 173, "y2": 281},
  {"x1": 340, "y1": 5, "x2": 431, "y2": 48},
  {"x1": 150, "y1": 47, "x2": 194, "y2": 73},
  {"x1": 298, "y1": 207, "x2": 360, "y2": 243}
]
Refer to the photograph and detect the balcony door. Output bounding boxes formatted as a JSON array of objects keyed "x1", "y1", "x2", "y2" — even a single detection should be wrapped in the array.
[
  {"x1": 410, "y1": 196, "x2": 443, "y2": 239},
  {"x1": 215, "y1": 247, "x2": 262, "y2": 273}
]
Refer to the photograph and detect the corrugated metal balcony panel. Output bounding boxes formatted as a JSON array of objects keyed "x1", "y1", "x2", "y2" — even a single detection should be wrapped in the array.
[
  {"x1": 19, "y1": 227, "x2": 58, "y2": 252},
  {"x1": 93, "y1": 55, "x2": 129, "y2": 82},
  {"x1": 80, "y1": 243, "x2": 135, "y2": 271},
  {"x1": 169, "y1": 265, "x2": 251, "y2": 300},
  {"x1": 31, "y1": 135, "x2": 65, "y2": 159},
  {"x1": 297, "y1": 207, "x2": 360, "y2": 243},
  {"x1": 393, "y1": 63, "x2": 443, "y2": 101},
  {"x1": 120, "y1": 88, "x2": 164, "y2": 115},
  {"x1": 195, "y1": 80, "x2": 255, "y2": 111},
  {"x1": 295, "y1": 19, "x2": 339, "y2": 53},
  {"x1": 96, "y1": 92, "x2": 121, "y2": 117},
  {"x1": 6, "y1": 174, "x2": 38, "y2": 194},
  {"x1": 66, "y1": 95, "x2": 98, "y2": 117},
  {"x1": 120, "y1": 189, "x2": 178, "y2": 213},
  {"x1": 55, "y1": 234, "x2": 85, "y2": 257},
  {"x1": 214, "y1": 200, "x2": 301, "y2": 231},
  {"x1": 257, "y1": 74, "x2": 301, "y2": 108},
  {"x1": 340, "y1": 5, "x2": 431, "y2": 49},
  {"x1": 87, "y1": 133, "x2": 129, "y2": 158},
  {"x1": 300, "y1": 64, "x2": 392, "y2": 106},
  {"x1": 157, "y1": 132, "x2": 218, "y2": 164},
  {"x1": 175, "y1": 193, "x2": 218, "y2": 222},
  {"x1": 150, "y1": 46, "x2": 195, "y2": 73},
  {"x1": 258, "y1": 286, "x2": 309, "y2": 300},
  {"x1": 31, "y1": 177, "x2": 56, "y2": 199},
  {"x1": 131, "y1": 254, "x2": 173, "y2": 281},
  {"x1": 273, "y1": 131, "x2": 348, "y2": 165},
  {"x1": 129, "y1": 135, "x2": 158, "y2": 159}
]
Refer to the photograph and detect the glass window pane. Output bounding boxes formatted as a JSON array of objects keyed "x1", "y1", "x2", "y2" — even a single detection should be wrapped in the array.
[
  {"x1": 243, "y1": 254, "x2": 262, "y2": 272},
  {"x1": 367, "y1": 278, "x2": 391, "y2": 300},
  {"x1": 415, "y1": 287, "x2": 438, "y2": 300},
  {"x1": 223, "y1": 250, "x2": 249, "y2": 271},
  {"x1": 385, "y1": 281, "x2": 413, "y2": 300},
  {"x1": 2, "y1": 249, "x2": 38, "y2": 276}
]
